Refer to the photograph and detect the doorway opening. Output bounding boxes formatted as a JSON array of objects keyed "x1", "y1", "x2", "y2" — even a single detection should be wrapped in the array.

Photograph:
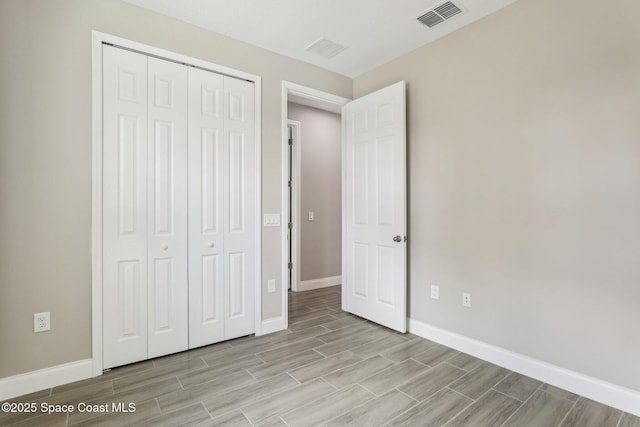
[{"x1": 281, "y1": 82, "x2": 350, "y2": 327}]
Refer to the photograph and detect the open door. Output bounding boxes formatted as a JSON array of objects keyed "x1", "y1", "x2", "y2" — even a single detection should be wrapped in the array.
[{"x1": 342, "y1": 81, "x2": 407, "y2": 332}]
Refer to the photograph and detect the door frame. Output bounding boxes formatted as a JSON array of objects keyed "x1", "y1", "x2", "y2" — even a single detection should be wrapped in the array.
[
  {"x1": 91, "y1": 31, "x2": 263, "y2": 376},
  {"x1": 287, "y1": 120, "x2": 301, "y2": 292},
  {"x1": 280, "y1": 81, "x2": 350, "y2": 323}
]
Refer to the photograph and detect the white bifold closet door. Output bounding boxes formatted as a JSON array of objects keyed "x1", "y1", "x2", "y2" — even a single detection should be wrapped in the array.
[
  {"x1": 102, "y1": 44, "x2": 255, "y2": 369},
  {"x1": 103, "y1": 46, "x2": 150, "y2": 369},
  {"x1": 188, "y1": 68, "x2": 255, "y2": 348}
]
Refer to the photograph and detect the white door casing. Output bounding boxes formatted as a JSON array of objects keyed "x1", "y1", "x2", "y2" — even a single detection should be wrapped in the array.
[
  {"x1": 342, "y1": 81, "x2": 407, "y2": 332},
  {"x1": 102, "y1": 45, "x2": 149, "y2": 369},
  {"x1": 146, "y1": 57, "x2": 189, "y2": 358},
  {"x1": 188, "y1": 67, "x2": 226, "y2": 348}
]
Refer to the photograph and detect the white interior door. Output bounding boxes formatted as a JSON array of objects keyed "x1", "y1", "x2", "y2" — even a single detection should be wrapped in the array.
[
  {"x1": 342, "y1": 81, "x2": 407, "y2": 332},
  {"x1": 223, "y1": 77, "x2": 256, "y2": 340},
  {"x1": 188, "y1": 67, "x2": 225, "y2": 348},
  {"x1": 146, "y1": 57, "x2": 189, "y2": 358},
  {"x1": 102, "y1": 45, "x2": 149, "y2": 369}
]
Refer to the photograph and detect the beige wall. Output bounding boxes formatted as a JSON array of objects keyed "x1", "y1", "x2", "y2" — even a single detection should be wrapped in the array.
[
  {"x1": 354, "y1": 0, "x2": 640, "y2": 391},
  {"x1": 288, "y1": 103, "x2": 342, "y2": 282},
  {"x1": 0, "y1": 0, "x2": 351, "y2": 378}
]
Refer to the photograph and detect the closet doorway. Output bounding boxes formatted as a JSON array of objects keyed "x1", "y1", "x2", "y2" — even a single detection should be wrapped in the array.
[{"x1": 92, "y1": 32, "x2": 262, "y2": 375}]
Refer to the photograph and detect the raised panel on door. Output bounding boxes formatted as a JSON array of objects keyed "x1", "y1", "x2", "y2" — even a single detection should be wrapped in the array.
[
  {"x1": 188, "y1": 67, "x2": 225, "y2": 348},
  {"x1": 343, "y1": 81, "x2": 407, "y2": 332},
  {"x1": 102, "y1": 45, "x2": 149, "y2": 368},
  {"x1": 223, "y1": 76, "x2": 255, "y2": 340},
  {"x1": 147, "y1": 57, "x2": 189, "y2": 358}
]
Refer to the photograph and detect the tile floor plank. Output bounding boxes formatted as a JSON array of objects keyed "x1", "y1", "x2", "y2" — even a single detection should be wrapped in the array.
[
  {"x1": 445, "y1": 389, "x2": 521, "y2": 427},
  {"x1": 359, "y1": 359, "x2": 431, "y2": 396},
  {"x1": 399, "y1": 363, "x2": 466, "y2": 402},
  {"x1": 389, "y1": 388, "x2": 472, "y2": 427},
  {"x1": 448, "y1": 362, "x2": 511, "y2": 400},
  {"x1": 559, "y1": 397, "x2": 622, "y2": 427},
  {"x1": 240, "y1": 378, "x2": 336, "y2": 425},
  {"x1": 322, "y1": 355, "x2": 395, "y2": 389},
  {"x1": 288, "y1": 351, "x2": 364, "y2": 383},
  {"x1": 281, "y1": 384, "x2": 374, "y2": 427},
  {"x1": 494, "y1": 372, "x2": 542, "y2": 402},
  {"x1": 324, "y1": 389, "x2": 417, "y2": 427},
  {"x1": 503, "y1": 389, "x2": 575, "y2": 427}
]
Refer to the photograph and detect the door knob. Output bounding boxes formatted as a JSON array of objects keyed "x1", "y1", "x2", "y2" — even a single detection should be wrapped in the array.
[
  {"x1": 208, "y1": 242, "x2": 215, "y2": 248},
  {"x1": 161, "y1": 244, "x2": 169, "y2": 251},
  {"x1": 393, "y1": 235, "x2": 402, "y2": 242}
]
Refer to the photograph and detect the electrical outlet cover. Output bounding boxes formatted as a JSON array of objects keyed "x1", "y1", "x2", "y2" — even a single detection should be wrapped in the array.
[{"x1": 34, "y1": 312, "x2": 51, "y2": 332}]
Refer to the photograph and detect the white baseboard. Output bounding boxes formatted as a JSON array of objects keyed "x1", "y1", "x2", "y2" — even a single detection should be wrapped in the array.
[
  {"x1": 408, "y1": 318, "x2": 640, "y2": 417},
  {"x1": 0, "y1": 359, "x2": 94, "y2": 401},
  {"x1": 297, "y1": 275, "x2": 341, "y2": 292},
  {"x1": 259, "y1": 317, "x2": 287, "y2": 335}
]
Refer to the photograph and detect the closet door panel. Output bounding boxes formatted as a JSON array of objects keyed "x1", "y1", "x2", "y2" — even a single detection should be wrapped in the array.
[
  {"x1": 103, "y1": 45, "x2": 149, "y2": 369},
  {"x1": 223, "y1": 77, "x2": 255, "y2": 339},
  {"x1": 188, "y1": 68, "x2": 225, "y2": 348},
  {"x1": 147, "y1": 57, "x2": 189, "y2": 358}
]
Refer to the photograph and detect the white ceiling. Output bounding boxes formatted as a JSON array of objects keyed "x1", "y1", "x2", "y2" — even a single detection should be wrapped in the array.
[{"x1": 123, "y1": 0, "x2": 518, "y2": 78}]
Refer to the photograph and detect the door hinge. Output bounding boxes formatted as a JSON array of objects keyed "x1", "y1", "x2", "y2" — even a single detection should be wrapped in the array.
[
  {"x1": 288, "y1": 180, "x2": 292, "y2": 188},
  {"x1": 288, "y1": 222, "x2": 293, "y2": 230},
  {"x1": 288, "y1": 137, "x2": 293, "y2": 146},
  {"x1": 288, "y1": 262, "x2": 293, "y2": 269}
]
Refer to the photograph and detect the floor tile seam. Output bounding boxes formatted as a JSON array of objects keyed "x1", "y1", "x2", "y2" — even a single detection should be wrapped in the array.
[
  {"x1": 491, "y1": 386, "x2": 525, "y2": 404},
  {"x1": 236, "y1": 408, "x2": 255, "y2": 427},
  {"x1": 257, "y1": 337, "x2": 327, "y2": 358},
  {"x1": 451, "y1": 385, "x2": 493, "y2": 404},
  {"x1": 176, "y1": 371, "x2": 261, "y2": 406},
  {"x1": 279, "y1": 384, "x2": 376, "y2": 426},
  {"x1": 540, "y1": 384, "x2": 580, "y2": 404},
  {"x1": 311, "y1": 386, "x2": 381, "y2": 427},
  {"x1": 355, "y1": 361, "x2": 432, "y2": 397},
  {"x1": 276, "y1": 349, "x2": 328, "y2": 377},
  {"x1": 495, "y1": 379, "x2": 541, "y2": 427},
  {"x1": 555, "y1": 396, "x2": 579, "y2": 427},
  {"x1": 438, "y1": 390, "x2": 479, "y2": 427}
]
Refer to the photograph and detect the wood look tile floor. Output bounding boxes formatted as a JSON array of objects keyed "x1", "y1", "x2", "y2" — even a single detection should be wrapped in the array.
[{"x1": 2, "y1": 285, "x2": 638, "y2": 426}]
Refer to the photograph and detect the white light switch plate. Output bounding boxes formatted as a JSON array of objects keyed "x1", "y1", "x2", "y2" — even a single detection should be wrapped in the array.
[
  {"x1": 267, "y1": 279, "x2": 276, "y2": 293},
  {"x1": 308, "y1": 211, "x2": 314, "y2": 221},
  {"x1": 263, "y1": 214, "x2": 281, "y2": 227}
]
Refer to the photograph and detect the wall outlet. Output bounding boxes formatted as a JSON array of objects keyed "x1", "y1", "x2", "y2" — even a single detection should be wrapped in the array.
[
  {"x1": 267, "y1": 279, "x2": 276, "y2": 293},
  {"x1": 462, "y1": 293, "x2": 471, "y2": 307},
  {"x1": 430, "y1": 285, "x2": 439, "y2": 300},
  {"x1": 308, "y1": 211, "x2": 314, "y2": 221},
  {"x1": 34, "y1": 312, "x2": 51, "y2": 332}
]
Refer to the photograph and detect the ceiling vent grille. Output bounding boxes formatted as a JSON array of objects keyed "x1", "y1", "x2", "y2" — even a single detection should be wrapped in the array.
[
  {"x1": 418, "y1": 1, "x2": 463, "y2": 28},
  {"x1": 305, "y1": 38, "x2": 348, "y2": 59}
]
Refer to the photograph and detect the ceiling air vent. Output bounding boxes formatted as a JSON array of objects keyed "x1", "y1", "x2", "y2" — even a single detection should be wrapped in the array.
[
  {"x1": 305, "y1": 38, "x2": 347, "y2": 59},
  {"x1": 417, "y1": 1, "x2": 463, "y2": 28}
]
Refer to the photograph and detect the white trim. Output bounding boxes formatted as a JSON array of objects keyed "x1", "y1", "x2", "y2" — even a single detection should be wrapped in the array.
[
  {"x1": 287, "y1": 120, "x2": 302, "y2": 293},
  {"x1": 297, "y1": 275, "x2": 342, "y2": 292},
  {"x1": 260, "y1": 317, "x2": 287, "y2": 335},
  {"x1": 91, "y1": 30, "x2": 263, "y2": 357},
  {"x1": 281, "y1": 81, "x2": 350, "y2": 329},
  {"x1": 0, "y1": 359, "x2": 93, "y2": 401},
  {"x1": 408, "y1": 318, "x2": 640, "y2": 417}
]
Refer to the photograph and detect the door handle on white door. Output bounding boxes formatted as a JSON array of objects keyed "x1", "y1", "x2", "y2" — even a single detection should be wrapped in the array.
[
  {"x1": 161, "y1": 244, "x2": 169, "y2": 251},
  {"x1": 393, "y1": 235, "x2": 402, "y2": 242},
  {"x1": 208, "y1": 242, "x2": 215, "y2": 248}
]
